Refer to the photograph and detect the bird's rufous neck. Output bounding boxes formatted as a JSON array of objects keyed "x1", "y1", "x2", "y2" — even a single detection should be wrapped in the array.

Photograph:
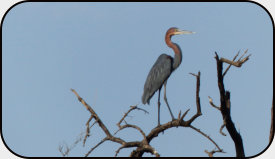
[{"x1": 165, "y1": 33, "x2": 182, "y2": 70}]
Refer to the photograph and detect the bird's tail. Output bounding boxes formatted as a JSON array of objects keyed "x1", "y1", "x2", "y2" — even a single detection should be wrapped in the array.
[{"x1": 142, "y1": 92, "x2": 150, "y2": 105}]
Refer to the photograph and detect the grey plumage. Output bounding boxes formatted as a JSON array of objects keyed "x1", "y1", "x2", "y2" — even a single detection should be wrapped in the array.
[{"x1": 142, "y1": 54, "x2": 173, "y2": 104}]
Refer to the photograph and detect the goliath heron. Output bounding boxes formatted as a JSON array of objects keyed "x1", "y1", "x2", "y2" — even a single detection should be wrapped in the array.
[{"x1": 142, "y1": 27, "x2": 194, "y2": 126}]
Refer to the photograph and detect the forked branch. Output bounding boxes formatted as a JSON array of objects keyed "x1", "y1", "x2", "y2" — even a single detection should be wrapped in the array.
[
  {"x1": 210, "y1": 50, "x2": 250, "y2": 157},
  {"x1": 131, "y1": 72, "x2": 223, "y2": 157},
  {"x1": 69, "y1": 71, "x2": 223, "y2": 157},
  {"x1": 220, "y1": 49, "x2": 251, "y2": 70}
]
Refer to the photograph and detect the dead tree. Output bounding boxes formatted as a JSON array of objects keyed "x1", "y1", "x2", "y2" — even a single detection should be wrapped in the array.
[
  {"x1": 64, "y1": 72, "x2": 224, "y2": 157},
  {"x1": 208, "y1": 49, "x2": 251, "y2": 157},
  {"x1": 59, "y1": 49, "x2": 275, "y2": 157}
]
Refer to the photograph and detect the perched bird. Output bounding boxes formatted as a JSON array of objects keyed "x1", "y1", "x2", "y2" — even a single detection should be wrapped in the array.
[{"x1": 142, "y1": 27, "x2": 195, "y2": 126}]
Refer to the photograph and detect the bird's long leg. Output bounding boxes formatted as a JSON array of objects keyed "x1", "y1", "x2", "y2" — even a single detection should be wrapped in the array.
[
  {"x1": 164, "y1": 81, "x2": 175, "y2": 120},
  {"x1": 157, "y1": 89, "x2": 161, "y2": 126}
]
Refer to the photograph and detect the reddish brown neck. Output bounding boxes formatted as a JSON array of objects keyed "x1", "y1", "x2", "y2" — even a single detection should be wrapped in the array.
[{"x1": 165, "y1": 33, "x2": 182, "y2": 70}]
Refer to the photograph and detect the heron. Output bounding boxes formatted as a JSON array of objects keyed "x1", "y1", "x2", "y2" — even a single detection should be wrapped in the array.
[{"x1": 142, "y1": 27, "x2": 195, "y2": 126}]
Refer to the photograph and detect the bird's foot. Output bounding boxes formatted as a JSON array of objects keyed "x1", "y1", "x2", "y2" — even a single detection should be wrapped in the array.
[
  {"x1": 156, "y1": 124, "x2": 165, "y2": 134},
  {"x1": 171, "y1": 116, "x2": 176, "y2": 121},
  {"x1": 157, "y1": 123, "x2": 161, "y2": 128}
]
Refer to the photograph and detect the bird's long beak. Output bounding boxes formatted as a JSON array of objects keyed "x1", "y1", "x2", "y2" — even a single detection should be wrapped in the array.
[{"x1": 175, "y1": 29, "x2": 195, "y2": 35}]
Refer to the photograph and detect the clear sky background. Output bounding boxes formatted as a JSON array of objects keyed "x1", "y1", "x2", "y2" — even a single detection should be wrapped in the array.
[{"x1": 2, "y1": 2, "x2": 273, "y2": 157}]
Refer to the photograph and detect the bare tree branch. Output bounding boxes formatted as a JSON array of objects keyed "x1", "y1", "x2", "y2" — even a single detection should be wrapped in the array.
[
  {"x1": 186, "y1": 72, "x2": 202, "y2": 124},
  {"x1": 270, "y1": 99, "x2": 274, "y2": 143},
  {"x1": 208, "y1": 96, "x2": 227, "y2": 136},
  {"x1": 70, "y1": 71, "x2": 223, "y2": 157},
  {"x1": 114, "y1": 105, "x2": 149, "y2": 144},
  {"x1": 83, "y1": 115, "x2": 94, "y2": 146},
  {"x1": 208, "y1": 96, "x2": 220, "y2": 110},
  {"x1": 131, "y1": 144, "x2": 160, "y2": 157},
  {"x1": 205, "y1": 148, "x2": 225, "y2": 157},
  {"x1": 219, "y1": 49, "x2": 251, "y2": 68},
  {"x1": 220, "y1": 122, "x2": 227, "y2": 136},
  {"x1": 71, "y1": 89, "x2": 112, "y2": 138},
  {"x1": 117, "y1": 105, "x2": 148, "y2": 128},
  {"x1": 223, "y1": 50, "x2": 240, "y2": 77},
  {"x1": 71, "y1": 89, "x2": 132, "y2": 156},
  {"x1": 237, "y1": 49, "x2": 249, "y2": 61},
  {"x1": 59, "y1": 133, "x2": 83, "y2": 157},
  {"x1": 190, "y1": 125, "x2": 224, "y2": 154},
  {"x1": 85, "y1": 137, "x2": 108, "y2": 157},
  {"x1": 131, "y1": 72, "x2": 223, "y2": 157},
  {"x1": 115, "y1": 145, "x2": 127, "y2": 157},
  {"x1": 115, "y1": 124, "x2": 148, "y2": 143},
  {"x1": 180, "y1": 109, "x2": 190, "y2": 121},
  {"x1": 213, "y1": 51, "x2": 249, "y2": 157}
]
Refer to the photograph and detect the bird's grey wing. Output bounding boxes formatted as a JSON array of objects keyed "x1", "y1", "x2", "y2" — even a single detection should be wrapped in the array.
[{"x1": 142, "y1": 54, "x2": 173, "y2": 104}]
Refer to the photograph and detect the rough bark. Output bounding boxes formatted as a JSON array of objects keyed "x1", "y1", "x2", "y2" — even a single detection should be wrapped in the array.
[
  {"x1": 270, "y1": 99, "x2": 274, "y2": 143},
  {"x1": 214, "y1": 53, "x2": 246, "y2": 157}
]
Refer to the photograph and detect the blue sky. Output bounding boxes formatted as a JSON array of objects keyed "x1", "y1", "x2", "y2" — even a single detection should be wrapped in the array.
[{"x1": 2, "y1": 2, "x2": 273, "y2": 157}]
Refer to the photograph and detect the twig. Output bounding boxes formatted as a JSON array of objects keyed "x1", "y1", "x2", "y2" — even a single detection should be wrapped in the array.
[
  {"x1": 237, "y1": 49, "x2": 248, "y2": 61},
  {"x1": 115, "y1": 145, "x2": 125, "y2": 157},
  {"x1": 180, "y1": 109, "x2": 190, "y2": 121},
  {"x1": 83, "y1": 115, "x2": 94, "y2": 146},
  {"x1": 190, "y1": 125, "x2": 224, "y2": 154},
  {"x1": 117, "y1": 105, "x2": 148, "y2": 128},
  {"x1": 223, "y1": 50, "x2": 240, "y2": 77},
  {"x1": 219, "y1": 49, "x2": 251, "y2": 68},
  {"x1": 71, "y1": 89, "x2": 112, "y2": 137},
  {"x1": 59, "y1": 133, "x2": 83, "y2": 157},
  {"x1": 89, "y1": 120, "x2": 97, "y2": 129},
  {"x1": 209, "y1": 94, "x2": 229, "y2": 136},
  {"x1": 115, "y1": 105, "x2": 149, "y2": 142},
  {"x1": 186, "y1": 71, "x2": 202, "y2": 124},
  {"x1": 178, "y1": 110, "x2": 181, "y2": 120},
  {"x1": 114, "y1": 124, "x2": 147, "y2": 143},
  {"x1": 220, "y1": 122, "x2": 227, "y2": 136},
  {"x1": 85, "y1": 137, "x2": 108, "y2": 157},
  {"x1": 205, "y1": 149, "x2": 225, "y2": 157},
  {"x1": 208, "y1": 96, "x2": 220, "y2": 110}
]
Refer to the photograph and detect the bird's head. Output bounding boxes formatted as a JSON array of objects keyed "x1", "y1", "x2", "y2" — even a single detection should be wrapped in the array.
[{"x1": 167, "y1": 27, "x2": 195, "y2": 36}]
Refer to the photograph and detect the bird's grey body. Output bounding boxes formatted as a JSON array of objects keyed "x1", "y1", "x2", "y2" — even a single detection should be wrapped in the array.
[{"x1": 142, "y1": 54, "x2": 173, "y2": 104}]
